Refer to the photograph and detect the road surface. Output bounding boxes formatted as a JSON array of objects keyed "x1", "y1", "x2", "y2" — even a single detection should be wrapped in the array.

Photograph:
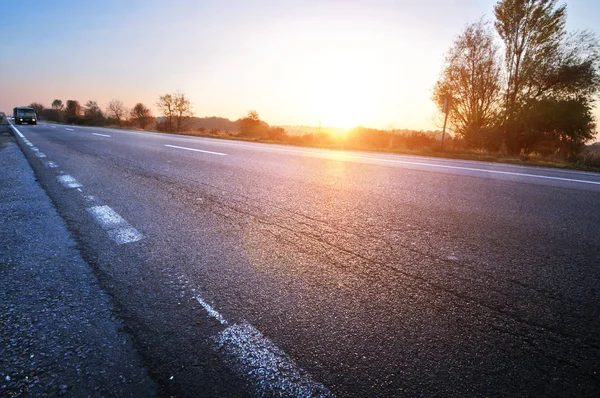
[{"x1": 10, "y1": 122, "x2": 600, "y2": 397}]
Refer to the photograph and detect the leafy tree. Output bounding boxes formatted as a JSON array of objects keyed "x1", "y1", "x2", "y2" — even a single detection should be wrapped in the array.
[
  {"x1": 65, "y1": 100, "x2": 82, "y2": 124},
  {"x1": 237, "y1": 110, "x2": 269, "y2": 138},
  {"x1": 494, "y1": 0, "x2": 600, "y2": 156},
  {"x1": 130, "y1": 103, "x2": 153, "y2": 129},
  {"x1": 433, "y1": 20, "x2": 502, "y2": 148},
  {"x1": 494, "y1": 0, "x2": 567, "y2": 121},
  {"x1": 106, "y1": 99, "x2": 126, "y2": 126},
  {"x1": 83, "y1": 101, "x2": 105, "y2": 126},
  {"x1": 51, "y1": 99, "x2": 64, "y2": 112},
  {"x1": 267, "y1": 126, "x2": 287, "y2": 141},
  {"x1": 518, "y1": 97, "x2": 596, "y2": 158}
]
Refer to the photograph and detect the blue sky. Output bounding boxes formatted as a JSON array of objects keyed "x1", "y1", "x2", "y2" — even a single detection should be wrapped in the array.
[{"x1": 2, "y1": 0, "x2": 599, "y2": 132}]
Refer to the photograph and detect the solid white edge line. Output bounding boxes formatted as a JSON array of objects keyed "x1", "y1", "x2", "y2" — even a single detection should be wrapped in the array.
[
  {"x1": 9, "y1": 124, "x2": 25, "y2": 138},
  {"x1": 165, "y1": 144, "x2": 226, "y2": 156}
]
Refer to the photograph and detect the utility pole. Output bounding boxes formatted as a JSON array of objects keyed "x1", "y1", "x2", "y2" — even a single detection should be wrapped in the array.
[{"x1": 441, "y1": 96, "x2": 450, "y2": 150}]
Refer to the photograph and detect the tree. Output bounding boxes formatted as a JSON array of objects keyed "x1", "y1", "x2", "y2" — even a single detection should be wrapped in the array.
[
  {"x1": 157, "y1": 92, "x2": 194, "y2": 133},
  {"x1": 156, "y1": 94, "x2": 175, "y2": 132},
  {"x1": 30, "y1": 102, "x2": 45, "y2": 115},
  {"x1": 130, "y1": 103, "x2": 153, "y2": 129},
  {"x1": 494, "y1": 0, "x2": 566, "y2": 120},
  {"x1": 173, "y1": 92, "x2": 193, "y2": 132},
  {"x1": 51, "y1": 99, "x2": 64, "y2": 112},
  {"x1": 494, "y1": 0, "x2": 600, "y2": 156},
  {"x1": 433, "y1": 20, "x2": 502, "y2": 148},
  {"x1": 65, "y1": 100, "x2": 82, "y2": 124},
  {"x1": 83, "y1": 101, "x2": 105, "y2": 126},
  {"x1": 106, "y1": 99, "x2": 126, "y2": 126},
  {"x1": 237, "y1": 110, "x2": 269, "y2": 138}
]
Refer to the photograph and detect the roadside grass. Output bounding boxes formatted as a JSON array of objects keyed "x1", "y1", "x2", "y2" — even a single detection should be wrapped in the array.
[{"x1": 39, "y1": 120, "x2": 600, "y2": 173}]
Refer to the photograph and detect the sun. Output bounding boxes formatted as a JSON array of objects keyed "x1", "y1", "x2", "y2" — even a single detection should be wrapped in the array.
[{"x1": 307, "y1": 53, "x2": 377, "y2": 130}]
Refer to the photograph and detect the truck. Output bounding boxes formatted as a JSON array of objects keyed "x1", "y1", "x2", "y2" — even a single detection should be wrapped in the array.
[{"x1": 13, "y1": 106, "x2": 37, "y2": 125}]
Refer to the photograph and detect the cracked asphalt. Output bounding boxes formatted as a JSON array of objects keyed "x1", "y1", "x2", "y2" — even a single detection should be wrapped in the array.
[{"x1": 3, "y1": 121, "x2": 600, "y2": 396}]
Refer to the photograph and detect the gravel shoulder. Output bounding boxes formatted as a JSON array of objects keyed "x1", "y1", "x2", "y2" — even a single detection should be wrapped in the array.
[{"x1": 0, "y1": 122, "x2": 157, "y2": 397}]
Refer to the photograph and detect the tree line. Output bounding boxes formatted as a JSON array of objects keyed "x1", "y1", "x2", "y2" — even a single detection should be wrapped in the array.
[
  {"x1": 29, "y1": 91, "x2": 194, "y2": 132},
  {"x1": 433, "y1": 0, "x2": 600, "y2": 160}
]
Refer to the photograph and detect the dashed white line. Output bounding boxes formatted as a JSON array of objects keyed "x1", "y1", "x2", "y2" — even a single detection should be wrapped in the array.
[
  {"x1": 65, "y1": 128, "x2": 75, "y2": 131},
  {"x1": 57, "y1": 175, "x2": 83, "y2": 188},
  {"x1": 193, "y1": 295, "x2": 332, "y2": 396},
  {"x1": 86, "y1": 205, "x2": 143, "y2": 245},
  {"x1": 215, "y1": 323, "x2": 333, "y2": 397},
  {"x1": 164, "y1": 144, "x2": 226, "y2": 156},
  {"x1": 92, "y1": 133, "x2": 111, "y2": 138},
  {"x1": 43, "y1": 160, "x2": 59, "y2": 168},
  {"x1": 195, "y1": 297, "x2": 228, "y2": 326}
]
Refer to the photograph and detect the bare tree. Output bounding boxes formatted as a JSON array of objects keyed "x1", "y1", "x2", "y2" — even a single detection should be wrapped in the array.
[
  {"x1": 173, "y1": 92, "x2": 193, "y2": 132},
  {"x1": 29, "y1": 102, "x2": 45, "y2": 115},
  {"x1": 130, "y1": 103, "x2": 153, "y2": 129},
  {"x1": 156, "y1": 94, "x2": 175, "y2": 132},
  {"x1": 106, "y1": 99, "x2": 126, "y2": 126},
  {"x1": 433, "y1": 19, "x2": 502, "y2": 148}
]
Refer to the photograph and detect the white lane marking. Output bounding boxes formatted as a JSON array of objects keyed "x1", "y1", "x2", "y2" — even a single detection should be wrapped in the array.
[
  {"x1": 51, "y1": 125, "x2": 56, "y2": 129},
  {"x1": 164, "y1": 144, "x2": 226, "y2": 156},
  {"x1": 196, "y1": 297, "x2": 228, "y2": 326},
  {"x1": 43, "y1": 160, "x2": 58, "y2": 168},
  {"x1": 92, "y1": 133, "x2": 111, "y2": 138},
  {"x1": 193, "y1": 296, "x2": 332, "y2": 396},
  {"x1": 57, "y1": 175, "x2": 83, "y2": 188},
  {"x1": 182, "y1": 139, "x2": 600, "y2": 185},
  {"x1": 65, "y1": 128, "x2": 74, "y2": 131},
  {"x1": 107, "y1": 227, "x2": 144, "y2": 245},
  {"x1": 9, "y1": 124, "x2": 25, "y2": 138},
  {"x1": 366, "y1": 157, "x2": 600, "y2": 185},
  {"x1": 216, "y1": 323, "x2": 333, "y2": 397},
  {"x1": 86, "y1": 205, "x2": 143, "y2": 245}
]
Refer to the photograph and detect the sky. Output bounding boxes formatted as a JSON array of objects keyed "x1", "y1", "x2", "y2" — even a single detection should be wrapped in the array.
[{"x1": 2, "y1": 0, "x2": 599, "y2": 132}]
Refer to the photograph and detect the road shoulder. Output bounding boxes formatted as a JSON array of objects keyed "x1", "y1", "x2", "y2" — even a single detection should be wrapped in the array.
[{"x1": 0, "y1": 124, "x2": 157, "y2": 396}]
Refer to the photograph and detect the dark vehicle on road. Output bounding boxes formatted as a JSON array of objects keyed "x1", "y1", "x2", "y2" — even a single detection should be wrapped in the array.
[{"x1": 13, "y1": 106, "x2": 37, "y2": 125}]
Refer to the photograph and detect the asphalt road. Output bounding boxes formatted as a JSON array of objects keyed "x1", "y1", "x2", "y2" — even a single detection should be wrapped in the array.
[{"x1": 10, "y1": 122, "x2": 600, "y2": 397}]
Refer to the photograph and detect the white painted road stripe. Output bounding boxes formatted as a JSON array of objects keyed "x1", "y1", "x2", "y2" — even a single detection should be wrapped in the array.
[
  {"x1": 165, "y1": 144, "x2": 226, "y2": 156},
  {"x1": 9, "y1": 124, "x2": 25, "y2": 138},
  {"x1": 65, "y1": 128, "x2": 74, "y2": 131},
  {"x1": 57, "y1": 175, "x2": 83, "y2": 188},
  {"x1": 92, "y1": 133, "x2": 111, "y2": 137},
  {"x1": 186, "y1": 139, "x2": 600, "y2": 185},
  {"x1": 86, "y1": 205, "x2": 143, "y2": 245},
  {"x1": 216, "y1": 323, "x2": 333, "y2": 397},
  {"x1": 194, "y1": 296, "x2": 332, "y2": 396},
  {"x1": 196, "y1": 297, "x2": 228, "y2": 325}
]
